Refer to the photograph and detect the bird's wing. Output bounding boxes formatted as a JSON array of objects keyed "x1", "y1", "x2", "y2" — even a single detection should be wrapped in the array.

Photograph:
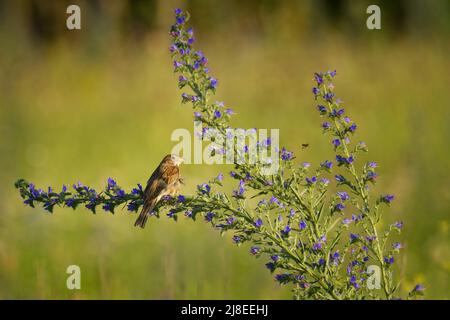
[{"x1": 143, "y1": 162, "x2": 180, "y2": 202}]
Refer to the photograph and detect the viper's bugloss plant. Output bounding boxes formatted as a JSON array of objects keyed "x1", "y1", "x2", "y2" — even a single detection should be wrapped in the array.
[{"x1": 14, "y1": 9, "x2": 424, "y2": 300}]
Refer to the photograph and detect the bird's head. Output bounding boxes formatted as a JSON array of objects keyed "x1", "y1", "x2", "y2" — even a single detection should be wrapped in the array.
[{"x1": 169, "y1": 154, "x2": 184, "y2": 166}]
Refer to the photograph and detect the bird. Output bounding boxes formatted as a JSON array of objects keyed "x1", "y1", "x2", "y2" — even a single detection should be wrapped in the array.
[{"x1": 134, "y1": 154, "x2": 184, "y2": 228}]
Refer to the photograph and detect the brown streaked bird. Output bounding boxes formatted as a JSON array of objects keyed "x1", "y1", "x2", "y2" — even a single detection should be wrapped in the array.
[{"x1": 134, "y1": 154, "x2": 184, "y2": 228}]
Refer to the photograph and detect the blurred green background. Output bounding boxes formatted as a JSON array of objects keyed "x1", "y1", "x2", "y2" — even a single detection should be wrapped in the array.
[{"x1": 0, "y1": 0, "x2": 449, "y2": 299}]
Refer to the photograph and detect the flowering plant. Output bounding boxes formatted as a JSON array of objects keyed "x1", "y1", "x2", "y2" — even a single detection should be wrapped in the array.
[{"x1": 14, "y1": 9, "x2": 424, "y2": 300}]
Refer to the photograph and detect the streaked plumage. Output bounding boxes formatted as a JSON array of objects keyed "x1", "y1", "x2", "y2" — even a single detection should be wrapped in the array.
[{"x1": 134, "y1": 154, "x2": 184, "y2": 228}]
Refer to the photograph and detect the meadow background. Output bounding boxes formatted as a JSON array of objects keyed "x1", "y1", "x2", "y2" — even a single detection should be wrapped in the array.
[{"x1": 0, "y1": 0, "x2": 449, "y2": 299}]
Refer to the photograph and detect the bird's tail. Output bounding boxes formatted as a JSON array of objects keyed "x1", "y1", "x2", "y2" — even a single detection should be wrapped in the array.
[{"x1": 134, "y1": 200, "x2": 156, "y2": 229}]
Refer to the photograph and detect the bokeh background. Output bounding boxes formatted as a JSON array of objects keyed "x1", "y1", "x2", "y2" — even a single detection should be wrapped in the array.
[{"x1": 0, "y1": 0, "x2": 449, "y2": 299}]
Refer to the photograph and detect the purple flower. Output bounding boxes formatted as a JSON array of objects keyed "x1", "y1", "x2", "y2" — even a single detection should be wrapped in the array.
[
  {"x1": 314, "y1": 73, "x2": 324, "y2": 85},
  {"x1": 205, "y1": 212, "x2": 215, "y2": 222},
  {"x1": 232, "y1": 235, "x2": 242, "y2": 244},
  {"x1": 335, "y1": 203, "x2": 345, "y2": 211},
  {"x1": 226, "y1": 216, "x2": 236, "y2": 225},
  {"x1": 299, "y1": 220, "x2": 307, "y2": 230},
  {"x1": 336, "y1": 154, "x2": 354, "y2": 165},
  {"x1": 413, "y1": 284, "x2": 425, "y2": 292},
  {"x1": 312, "y1": 87, "x2": 320, "y2": 96},
  {"x1": 366, "y1": 171, "x2": 378, "y2": 182},
  {"x1": 216, "y1": 173, "x2": 224, "y2": 182},
  {"x1": 232, "y1": 180, "x2": 245, "y2": 198},
  {"x1": 177, "y1": 195, "x2": 186, "y2": 203},
  {"x1": 384, "y1": 256, "x2": 395, "y2": 265},
  {"x1": 271, "y1": 255, "x2": 279, "y2": 262},
  {"x1": 65, "y1": 198, "x2": 76, "y2": 208},
  {"x1": 337, "y1": 191, "x2": 349, "y2": 201},
  {"x1": 254, "y1": 218, "x2": 263, "y2": 228},
  {"x1": 275, "y1": 273, "x2": 289, "y2": 283},
  {"x1": 350, "y1": 233, "x2": 359, "y2": 242},
  {"x1": 324, "y1": 92, "x2": 334, "y2": 102},
  {"x1": 392, "y1": 242, "x2": 402, "y2": 250},
  {"x1": 321, "y1": 160, "x2": 333, "y2": 170},
  {"x1": 265, "y1": 262, "x2": 276, "y2": 272},
  {"x1": 393, "y1": 221, "x2": 404, "y2": 229},
  {"x1": 174, "y1": 8, "x2": 182, "y2": 15},
  {"x1": 335, "y1": 175, "x2": 346, "y2": 183},
  {"x1": 349, "y1": 123, "x2": 357, "y2": 132},
  {"x1": 250, "y1": 246, "x2": 260, "y2": 255},
  {"x1": 382, "y1": 194, "x2": 395, "y2": 203},
  {"x1": 173, "y1": 61, "x2": 183, "y2": 69},
  {"x1": 198, "y1": 183, "x2": 211, "y2": 194},
  {"x1": 281, "y1": 225, "x2": 291, "y2": 236},
  {"x1": 107, "y1": 178, "x2": 116, "y2": 189},
  {"x1": 209, "y1": 77, "x2": 218, "y2": 89},
  {"x1": 131, "y1": 184, "x2": 143, "y2": 195},
  {"x1": 127, "y1": 202, "x2": 138, "y2": 212},
  {"x1": 225, "y1": 108, "x2": 234, "y2": 115},
  {"x1": 332, "y1": 139, "x2": 341, "y2": 147},
  {"x1": 281, "y1": 147, "x2": 294, "y2": 161},
  {"x1": 317, "y1": 105, "x2": 327, "y2": 113},
  {"x1": 306, "y1": 176, "x2": 317, "y2": 185},
  {"x1": 214, "y1": 110, "x2": 222, "y2": 118},
  {"x1": 102, "y1": 203, "x2": 114, "y2": 213},
  {"x1": 368, "y1": 162, "x2": 377, "y2": 168}
]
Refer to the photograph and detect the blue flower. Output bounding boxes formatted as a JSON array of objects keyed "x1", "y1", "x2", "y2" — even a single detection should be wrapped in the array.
[
  {"x1": 265, "y1": 262, "x2": 276, "y2": 272},
  {"x1": 281, "y1": 225, "x2": 291, "y2": 236},
  {"x1": 198, "y1": 183, "x2": 211, "y2": 194},
  {"x1": 335, "y1": 174, "x2": 346, "y2": 183},
  {"x1": 254, "y1": 218, "x2": 263, "y2": 228},
  {"x1": 306, "y1": 176, "x2": 317, "y2": 185},
  {"x1": 382, "y1": 194, "x2": 395, "y2": 203},
  {"x1": 174, "y1": 8, "x2": 182, "y2": 15},
  {"x1": 102, "y1": 203, "x2": 114, "y2": 213},
  {"x1": 312, "y1": 87, "x2": 320, "y2": 96},
  {"x1": 322, "y1": 121, "x2": 331, "y2": 129},
  {"x1": 335, "y1": 203, "x2": 345, "y2": 211},
  {"x1": 281, "y1": 147, "x2": 294, "y2": 161},
  {"x1": 177, "y1": 195, "x2": 186, "y2": 203},
  {"x1": 393, "y1": 221, "x2": 403, "y2": 229},
  {"x1": 131, "y1": 184, "x2": 143, "y2": 195},
  {"x1": 299, "y1": 220, "x2": 307, "y2": 230},
  {"x1": 65, "y1": 198, "x2": 76, "y2": 208},
  {"x1": 214, "y1": 110, "x2": 222, "y2": 118},
  {"x1": 349, "y1": 123, "x2": 357, "y2": 132},
  {"x1": 314, "y1": 73, "x2": 324, "y2": 85},
  {"x1": 250, "y1": 246, "x2": 260, "y2": 255},
  {"x1": 107, "y1": 178, "x2": 116, "y2": 189},
  {"x1": 332, "y1": 139, "x2": 341, "y2": 147},
  {"x1": 324, "y1": 92, "x2": 334, "y2": 102},
  {"x1": 384, "y1": 256, "x2": 395, "y2": 265},
  {"x1": 271, "y1": 255, "x2": 279, "y2": 262},
  {"x1": 321, "y1": 160, "x2": 333, "y2": 169},
  {"x1": 225, "y1": 108, "x2": 234, "y2": 115},
  {"x1": 205, "y1": 212, "x2": 215, "y2": 222},
  {"x1": 413, "y1": 284, "x2": 425, "y2": 292},
  {"x1": 275, "y1": 273, "x2": 289, "y2": 283},
  {"x1": 232, "y1": 235, "x2": 242, "y2": 244},
  {"x1": 317, "y1": 105, "x2": 326, "y2": 113},
  {"x1": 209, "y1": 77, "x2": 218, "y2": 89},
  {"x1": 127, "y1": 202, "x2": 138, "y2": 212},
  {"x1": 185, "y1": 210, "x2": 193, "y2": 218},
  {"x1": 350, "y1": 233, "x2": 359, "y2": 243},
  {"x1": 392, "y1": 242, "x2": 402, "y2": 250},
  {"x1": 337, "y1": 191, "x2": 349, "y2": 201}
]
